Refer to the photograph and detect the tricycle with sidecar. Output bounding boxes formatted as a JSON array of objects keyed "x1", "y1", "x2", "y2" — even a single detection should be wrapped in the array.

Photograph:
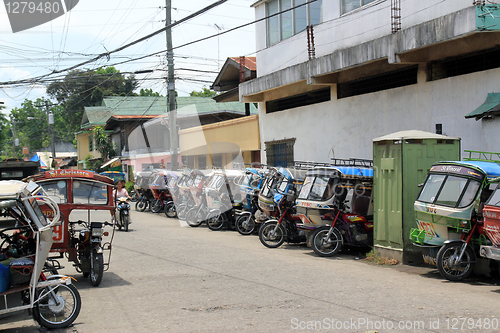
[{"x1": 26, "y1": 169, "x2": 115, "y2": 286}]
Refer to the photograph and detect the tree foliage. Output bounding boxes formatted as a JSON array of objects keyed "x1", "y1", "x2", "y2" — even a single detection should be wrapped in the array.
[
  {"x1": 190, "y1": 86, "x2": 218, "y2": 98},
  {"x1": 92, "y1": 126, "x2": 116, "y2": 161},
  {"x1": 46, "y1": 66, "x2": 138, "y2": 141},
  {"x1": 7, "y1": 97, "x2": 64, "y2": 158},
  {"x1": 139, "y1": 88, "x2": 163, "y2": 97}
]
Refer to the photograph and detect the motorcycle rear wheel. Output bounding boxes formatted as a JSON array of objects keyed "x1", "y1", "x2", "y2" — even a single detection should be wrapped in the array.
[
  {"x1": 185, "y1": 208, "x2": 204, "y2": 227},
  {"x1": 135, "y1": 198, "x2": 148, "y2": 212},
  {"x1": 436, "y1": 242, "x2": 475, "y2": 281},
  {"x1": 259, "y1": 221, "x2": 285, "y2": 248},
  {"x1": 33, "y1": 283, "x2": 81, "y2": 329},
  {"x1": 164, "y1": 201, "x2": 177, "y2": 218},
  {"x1": 311, "y1": 227, "x2": 343, "y2": 257},
  {"x1": 90, "y1": 251, "x2": 104, "y2": 287},
  {"x1": 236, "y1": 214, "x2": 256, "y2": 235},
  {"x1": 150, "y1": 199, "x2": 163, "y2": 213}
]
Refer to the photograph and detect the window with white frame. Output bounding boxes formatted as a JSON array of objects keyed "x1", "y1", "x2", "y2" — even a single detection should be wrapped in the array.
[
  {"x1": 267, "y1": 0, "x2": 323, "y2": 47},
  {"x1": 341, "y1": 0, "x2": 377, "y2": 14}
]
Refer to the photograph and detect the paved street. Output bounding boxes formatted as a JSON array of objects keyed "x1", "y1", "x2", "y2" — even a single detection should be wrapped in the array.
[{"x1": 1, "y1": 209, "x2": 500, "y2": 333}]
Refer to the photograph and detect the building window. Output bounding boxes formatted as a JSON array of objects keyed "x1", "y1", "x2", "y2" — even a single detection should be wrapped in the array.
[
  {"x1": 429, "y1": 47, "x2": 500, "y2": 81},
  {"x1": 337, "y1": 66, "x2": 418, "y2": 99},
  {"x1": 212, "y1": 155, "x2": 222, "y2": 168},
  {"x1": 198, "y1": 155, "x2": 206, "y2": 169},
  {"x1": 88, "y1": 134, "x2": 93, "y2": 152},
  {"x1": 266, "y1": 87, "x2": 331, "y2": 114},
  {"x1": 341, "y1": 0, "x2": 377, "y2": 14},
  {"x1": 265, "y1": 138, "x2": 296, "y2": 167},
  {"x1": 267, "y1": 0, "x2": 323, "y2": 47}
]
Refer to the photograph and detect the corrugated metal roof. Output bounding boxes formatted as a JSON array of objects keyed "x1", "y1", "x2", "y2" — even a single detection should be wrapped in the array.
[
  {"x1": 465, "y1": 93, "x2": 500, "y2": 120},
  {"x1": 81, "y1": 96, "x2": 256, "y2": 129}
]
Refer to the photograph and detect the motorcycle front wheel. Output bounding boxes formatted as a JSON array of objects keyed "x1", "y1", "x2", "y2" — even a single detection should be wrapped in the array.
[
  {"x1": 311, "y1": 226, "x2": 343, "y2": 257},
  {"x1": 123, "y1": 214, "x2": 129, "y2": 232},
  {"x1": 176, "y1": 204, "x2": 188, "y2": 220},
  {"x1": 235, "y1": 214, "x2": 255, "y2": 235},
  {"x1": 185, "y1": 208, "x2": 204, "y2": 227},
  {"x1": 207, "y1": 213, "x2": 225, "y2": 231},
  {"x1": 135, "y1": 198, "x2": 148, "y2": 212},
  {"x1": 436, "y1": 242, "x2": 475, "y2": 281},
  {"x1": 259, "y1": 221, "x2": 285, "y2": 248},
  {"x1": 33, "y1": 283, "x2": 81, "y2": 329},
  {"x1": 90, "y1": 250, "x2": 104, "y2": 287},
  {"x1": 164, "y1": 201, "x2": 177, "y2": 218},
  {"x1": 150, "y1": 199, "x2": 163, "y2": 213}
]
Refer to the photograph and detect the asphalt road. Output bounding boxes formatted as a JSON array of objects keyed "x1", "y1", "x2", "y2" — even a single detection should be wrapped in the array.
[{"x1": 1, "y1": 209, "x2": 500, "y2": 333}]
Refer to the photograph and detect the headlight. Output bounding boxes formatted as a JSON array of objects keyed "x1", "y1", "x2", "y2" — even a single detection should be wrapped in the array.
[{"x1": 92, "y1": 228, "x2": 104, "y2": 237}]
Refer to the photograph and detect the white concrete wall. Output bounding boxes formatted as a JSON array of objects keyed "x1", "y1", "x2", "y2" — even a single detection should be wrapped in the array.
[
  {"x1": 255, "y1": 0, "x2": 473, "y2": 76},
  {"x1": 259, "y1": 66, "x2": 500, "y2": 163}
]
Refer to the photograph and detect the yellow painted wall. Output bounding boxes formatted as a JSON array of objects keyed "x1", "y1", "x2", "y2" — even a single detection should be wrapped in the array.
[
  {"x1": 76, "y1": 132, "x2": 101, "y2": 168},
  {"x1": 180, "y1": 115, "x2": 260, "y2": 156}
]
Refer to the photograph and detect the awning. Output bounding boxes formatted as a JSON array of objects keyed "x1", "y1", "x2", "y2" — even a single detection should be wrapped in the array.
[
  {"x1": 465, "y1": 93, "x2": 500, "y2": 120},
  {"x1": 101, "y1": 157, "x2": 120, "y2": 169}
]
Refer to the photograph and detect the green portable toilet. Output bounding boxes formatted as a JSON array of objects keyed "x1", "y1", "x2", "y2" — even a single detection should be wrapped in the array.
[{"x1": 372, "y1": 130, "x2": 460, "y2": 264}]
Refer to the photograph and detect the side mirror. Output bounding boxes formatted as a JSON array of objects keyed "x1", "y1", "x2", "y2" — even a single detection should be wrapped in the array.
[{"x1": 418, "y1": 183, "x2": 424, "y2": 188}]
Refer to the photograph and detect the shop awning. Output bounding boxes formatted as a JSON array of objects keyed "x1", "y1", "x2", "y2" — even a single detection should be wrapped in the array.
[
  {"x1": 101, "y1": 157, "x2": 120, "y2": 169},
  {"x1": 465, "y1": 93, "x2": 500, "y2": 120}
]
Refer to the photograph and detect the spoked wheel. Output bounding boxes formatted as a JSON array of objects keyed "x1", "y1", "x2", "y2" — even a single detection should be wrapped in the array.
[
  {"x1": 207, "y1": 213, "x2": 225, "y2": 231},
  {"x1": 164, "y1": 201, "x2": 177, "y2": 218},
  {"x1": 259, "y1": 221, "x2": 286, "y2": 248},
  {"x1": 176, "y1": 204, "x2": 187, "y2": 220},
  {"x1": 437, "y1": 242, "x2": 476, "y2": 281},
  {"x1": 90, "y1": 250, "x2": 104, "y2": 287},
  {"x1": 150, "y1": 199, "x2": 163, "y2": 213},
  {"x1": 185, "y1": 208, "x2": 205, "y2": 227},
  {"x1": 33, "y1": 283, "x2": 81, "y2": 329},
  {"x1": 135, "y1": 198, "x2": 148, "y2": 212},
  {"x1": 311, "y1": 226, "x2": 343, "y2": 257},
  {"x1": 236, "y1": 214, "x2": 256, "y2": 235}
]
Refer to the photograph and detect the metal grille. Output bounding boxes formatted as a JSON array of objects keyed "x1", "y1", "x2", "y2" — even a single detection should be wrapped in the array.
[
  {"x1": 430, "y1": 47, "x2": 500, "y2": 81},
  {"x1": 337, "y1": 66, "x2": 418, "y2": 99},
  {"x1": 266, "y1": 88, "x2": 330, "y2": 114},
  {"x1": 265, "y1": 138, "x2": 296, "y2": 167}
]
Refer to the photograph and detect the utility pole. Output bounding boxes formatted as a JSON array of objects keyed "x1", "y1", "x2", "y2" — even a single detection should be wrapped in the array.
[
  {"x1": 166, "y1": 0, "x2": 178, "y2": 171},
  {"x1": 46, "y1": 101, "x2": 56, "y2": 169}
]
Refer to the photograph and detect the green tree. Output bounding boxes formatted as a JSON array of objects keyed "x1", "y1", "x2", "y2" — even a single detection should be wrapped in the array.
[
  {"x1": 8, "y1": 97, "x2": 64, "y2": 158},
  {"x1": 139, "y1": 88, "x2": 163, "y2": 97},
  {"x1": 190, "y1": 86, "x2": 218, "y2": 98},
  {"x1": 92, "y1": 126, "x2": 116, "y2": 161},
  {"x1": 46, "y1": 66, "x2": 138, "y2": 141}
]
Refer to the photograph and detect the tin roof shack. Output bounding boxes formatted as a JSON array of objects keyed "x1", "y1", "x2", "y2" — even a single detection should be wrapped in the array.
[
  {"x1": 0, "y1": 160, "x2": 40, "y2": 180},
  {"x1": 372, "y1": 130, "x2": 460, "y2": 265}
]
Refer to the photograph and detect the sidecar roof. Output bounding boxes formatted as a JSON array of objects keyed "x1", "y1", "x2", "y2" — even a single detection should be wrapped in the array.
[{"x1": 0, "y1": 180, "x2": 26, "y2": 199}]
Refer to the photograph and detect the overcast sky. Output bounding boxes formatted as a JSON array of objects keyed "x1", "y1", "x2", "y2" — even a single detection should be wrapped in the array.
[{"x1": 0, "y1": 0, "x2": 256, "y2": 114}]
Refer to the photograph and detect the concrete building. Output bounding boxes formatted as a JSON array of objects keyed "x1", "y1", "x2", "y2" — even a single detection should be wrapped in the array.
[{"x1": 241, "y1": 0, "x2": 500, "y2": 165}]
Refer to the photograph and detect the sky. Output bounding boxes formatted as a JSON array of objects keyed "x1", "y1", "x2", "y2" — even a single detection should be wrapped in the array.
[{"x1": 0, "y1": 0, "x2": 257, "y2": 114}]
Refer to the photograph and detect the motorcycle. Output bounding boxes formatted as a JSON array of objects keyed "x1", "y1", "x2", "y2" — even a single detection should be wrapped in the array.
[
  {"x1": 148, "y1": 170, "x2": 173, "y2": 214},
  {"x1": 185, "y1": 170, "x2": 214, "y2": 227},
  {"x1": 163, "y1": 171, "x2": 183, "y2": 218},
  {"x1": 116, "y1": 197, "x2": 131, "y2": 232},
  {"x1": 234, "y1": 168, "x2": 268, "y2": 235},
  {"x1": 310, "y1": 198, "x2": 373, "y2": 256},
  {"x1": 411, "y1": 160, "x2": 500, "y2": 281},
  {"x1": 68, "y1": 219, "x2": 113, "y2": 286},
  {"x1": 294, "y1": 162, "x2": 374, "y2": 256},
  {"x1": 134, "y1": 171, "x2": 155, "y2": 212},
  {"x1": 204, "y1": 170, "x2": 243, "y2": 231},
  {"x1": 258, "y1": 197, "x2": 305, "y2": 248},
  {"x1": 0, "y1": 180, "x2": 81, "y2": 329}
]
